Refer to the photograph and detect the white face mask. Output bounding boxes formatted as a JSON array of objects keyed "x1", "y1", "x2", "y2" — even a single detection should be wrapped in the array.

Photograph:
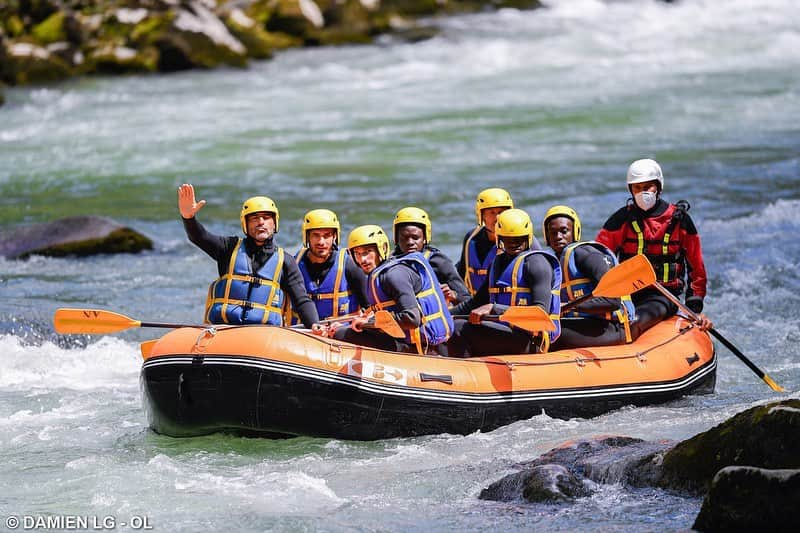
[{"x1": 634, "y1": 190, "x2": 658, "y2": 211}]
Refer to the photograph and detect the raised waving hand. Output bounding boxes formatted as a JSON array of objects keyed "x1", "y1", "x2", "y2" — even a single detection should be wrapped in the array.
[{"x1": 178, "y1": 183, "x2": 207, "y2": 219}]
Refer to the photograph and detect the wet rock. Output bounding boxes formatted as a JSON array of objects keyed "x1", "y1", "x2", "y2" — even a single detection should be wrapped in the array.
[
  {"x1": 480, "y1": 435, "x2": 672, "y2": 502},
  {"x1": 0, "y1": 215, "x2": 153, "y2": 259},
  {"x1": 693, "y1": 466, "x2": 800, "y2": 532},
  {"x1": 481, "y1": 464, "x2": 592, "y2": 503},
  {"x1": 654, "y1": 400, "x2": 800, "y2": 494}
]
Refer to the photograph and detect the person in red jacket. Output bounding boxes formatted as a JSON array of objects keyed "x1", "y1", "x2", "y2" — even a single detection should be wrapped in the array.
[{"x1": 596, "y1": 159, "x2": 710, "y2": 337}]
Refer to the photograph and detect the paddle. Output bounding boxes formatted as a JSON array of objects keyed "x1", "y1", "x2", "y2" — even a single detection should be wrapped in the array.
[
  {"x1": 649, "y1": 283, "x2": 785, "y2": 393},
  {"x1": 314, "y1": 310, "x2": 406, "y2": 339},
  {"x1": 54, "y1": 307, "x2": 407, "y2": 339},
  {"x1": 561, "y1": 254, "x2": 655, "y2": 313},
  {"x1": 54, "y1": 308, "x2": 204, "y2": 334},
  {"x1": 452, "y1": 305, "x2": 555, "y2": 334}
]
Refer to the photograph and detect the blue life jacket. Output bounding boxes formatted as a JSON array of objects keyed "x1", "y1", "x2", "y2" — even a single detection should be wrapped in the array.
[
  {"x1": 560, "y1": 241, "x2": 636, "y2": 342},
  {"x1": 205, "y1": 239, "x2": 285, "y2": 325},
  {"x1": 463, "y1": 226, "x2": 498, "y2": 295},
  {"x1": 488, "y1": 249, "x2": 562, "y2": 348},
  {"x1": 368, "y1": 252, "x2": 454, "y2": 351},
  {"x1": 291, "y1": 247, "x2": 358, "y2": 323}
]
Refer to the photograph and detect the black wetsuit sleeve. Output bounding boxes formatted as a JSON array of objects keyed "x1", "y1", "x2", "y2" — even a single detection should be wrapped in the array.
[
  {"x1": 429, "y1": 251, "x2": 471, "y2": 303},
  {"x1": 492, "y1": 254, "x2": 553, "y2": 315},
  {"x1": 449, "y1": 277, "x2": 490, "y2": 316},
  {"x1": 572, "y1": 245, "x2": 621, "y2": 314},
  {"x1": 281, "y1": 258, "x2": 319, "y2": 328},
  {"x1": 380, "y1": 264, "x2": 422, "y2": 329},
  {"x1": 455, "y1": 230, "x2": 471, "y2": 278},
  {"x1": 345, "y1": 256, "x2": 371, "y2": 309},
  {"x1": 182, "y1": 217, "x2": 237, "y2": 276}
]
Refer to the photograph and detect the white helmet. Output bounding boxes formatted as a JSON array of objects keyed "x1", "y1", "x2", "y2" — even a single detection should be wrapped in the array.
[{"x1": 626, "y1": 158, "x2": 664, "y2": 191}]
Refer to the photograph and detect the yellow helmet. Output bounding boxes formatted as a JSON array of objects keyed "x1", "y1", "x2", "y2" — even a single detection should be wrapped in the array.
[
  {"x1": 348, "y1": 224, "x2": 391, "y2": 261},
  {"x1": 393, "y1": 206, "x2": 432, "y2": 244},
  {"x1": 302, "y1": 209, "x2": 340, "y2": 246},
  {"x1": 495, "y1": 208, "x2": 533, "y2": 248},
  {"x1": 475, "y1": 187, "x2": 514, "y2": 225},
  {"x1": 542, "y1": 205, "x2": 582, "y2": 245},
  {"x1": 240, "y1": 196, "x2": 279, "y2": 234}
]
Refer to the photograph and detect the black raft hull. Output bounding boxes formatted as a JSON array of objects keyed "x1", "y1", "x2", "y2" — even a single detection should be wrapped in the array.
[{"x1": 140, "y1": 318, "x2": 716, "y2": 440}]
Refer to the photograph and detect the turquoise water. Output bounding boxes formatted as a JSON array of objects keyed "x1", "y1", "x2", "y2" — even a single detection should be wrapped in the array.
[{"x1": 1, "y1": 0, "x2": 799, "y2": 530}]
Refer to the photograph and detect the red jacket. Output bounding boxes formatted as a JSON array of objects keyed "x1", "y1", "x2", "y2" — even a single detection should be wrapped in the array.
[{"x1": 596, "y1": 199, "x2": 707, "y2": 299}]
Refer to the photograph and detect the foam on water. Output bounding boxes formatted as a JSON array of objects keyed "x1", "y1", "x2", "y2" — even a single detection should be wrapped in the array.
[{"x1": 0, "y1": 334, "x2": 141, "y2": 391}]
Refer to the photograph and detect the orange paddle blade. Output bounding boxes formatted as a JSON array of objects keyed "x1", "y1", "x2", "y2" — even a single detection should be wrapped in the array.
[
  {"x1": 499, "y1": 306, "x2": 556, "y2": 333},
  {"x1": 54, "y1": 308, "x2": 141, "y2": 334},
  {"x1": 372, "y1": 310, "x2": 406, "y2": 339},
  {"x1": 592, "y1": 255, "x2": 656, "y2": 298}
]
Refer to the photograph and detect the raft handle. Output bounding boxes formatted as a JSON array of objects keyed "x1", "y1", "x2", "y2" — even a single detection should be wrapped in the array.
[{"x1": 420, "y1": 373, "x2": 453, "y2": 385}]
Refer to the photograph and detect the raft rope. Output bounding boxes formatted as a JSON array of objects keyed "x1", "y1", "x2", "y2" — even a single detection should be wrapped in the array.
[{"x1": 480, "y1": 322, "x2": 695, "y2": 370}]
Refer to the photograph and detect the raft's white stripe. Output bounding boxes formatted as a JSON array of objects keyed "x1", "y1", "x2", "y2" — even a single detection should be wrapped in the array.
[{"x1": 142, "y1": 354, "x2": 716, "y2": 404}]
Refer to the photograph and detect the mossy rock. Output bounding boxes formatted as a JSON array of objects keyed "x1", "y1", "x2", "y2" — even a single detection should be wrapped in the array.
[
  {"x1": 693, "y1": 466, "x2": 800, "y2": 532},
  {"x1": 4, "y1": 41, "x2": 73, "y2": 84},
  {"x1": 153, "y1": 3, "x2": 248, "y2": 71},
  {"x1": 310, "y1": 0, "x2": 373, "y2": 45},
  {"x1": 130, "y1": 11, "x2": 175, "y2": 46},
  {"x1": 224, "y1": 9, "x2": 274, "y2": 59},
  {"x1": 242, "y1": 0, "x2": 278, "y2": 26},
  {"x1": 378, "y1": 0, "x2": 442, "y2": 17},
  {"x1": 266, "y1": 0, "x2": 324, "y2": 39},
  {"x1": 657, "y1": 399, "x2": 800, "y2": 494},
  {"x1": 31, "y1": 10, "x2": 67, "y2": 44},
  {"x1": 0, "y1": 215, "x2": 153, "y2": 259},
  {"x1": 4, "y1": 15, "x2": 26, "y2": 38},
  {"x1": 88, "y1": 43, "x2": 159, "y2": 73}
]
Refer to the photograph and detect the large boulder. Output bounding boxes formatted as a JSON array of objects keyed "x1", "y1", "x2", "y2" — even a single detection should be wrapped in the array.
[
  {"x1": 0, "y1": 216, "x2": 153, "y2": 259},
  {"x1": 653, "y1": 400, "x2": 800, "y2": 494},
  {"x1": 693, "y1": 466, "x2": 800, "y2": 532}
]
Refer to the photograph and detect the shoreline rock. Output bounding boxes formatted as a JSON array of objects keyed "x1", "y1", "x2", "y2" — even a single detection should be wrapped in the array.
[
  {"x1": 1, "y1": 0, "x2": 543, "y2": 87},
  {"x1": 480, "y1": 400, "x2": 799, "y2": 527},
  {"x1": 0, "y1": 215, "x2": 153, "y2": 259}
]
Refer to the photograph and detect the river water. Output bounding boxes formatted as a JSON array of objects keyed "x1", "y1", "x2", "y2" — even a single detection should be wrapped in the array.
[{"x1": 1, "y1": 0, "x2": 798, "y2": 530}]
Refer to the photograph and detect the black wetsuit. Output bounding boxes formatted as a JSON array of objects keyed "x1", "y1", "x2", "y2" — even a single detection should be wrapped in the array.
[
  {"x1": 183, "y1": 217, "x2": 319, "y2": 327},
  {"x1": 447, "y1": 252, "x2": 555, "y2": 356},
  {"x1": 333, "y1": 259, "x2": 423, "y2": 353},
  {"x1": 550, "y1": 244, "x2": 633, "y2": 351},
  {"x1": 393, "y1": 245, "x2": 470, "y2": 304},
  {"x1": 298, "y1": 247, "x2": 371, "y2": 310}
]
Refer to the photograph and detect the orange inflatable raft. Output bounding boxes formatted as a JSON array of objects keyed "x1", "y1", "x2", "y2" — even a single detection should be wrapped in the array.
[{"x1": 139, "y1": 316, "x2": 715, "y2": 440}]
